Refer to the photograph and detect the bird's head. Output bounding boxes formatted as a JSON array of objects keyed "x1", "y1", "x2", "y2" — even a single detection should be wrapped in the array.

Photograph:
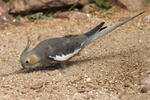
[{"x1": 20, "y1": 38, "x2": 40, "y2": 69}]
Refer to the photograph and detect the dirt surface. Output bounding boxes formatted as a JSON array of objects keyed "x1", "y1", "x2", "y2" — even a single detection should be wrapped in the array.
[{"x1": 0, "y1": 7, "x2": 150, "y2": 100}]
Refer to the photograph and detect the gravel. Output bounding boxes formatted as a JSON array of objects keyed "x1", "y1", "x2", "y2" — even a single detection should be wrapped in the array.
[{"x1": 0, "y1": 8, "x2": 150, "y2": 100}]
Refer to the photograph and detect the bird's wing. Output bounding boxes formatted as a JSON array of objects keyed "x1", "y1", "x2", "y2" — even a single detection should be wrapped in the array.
[
  {"x1": 46, "y1": 35, "x2": 87, "y2": 61},
  {"x1": 46, "y1": 21, "x2": 107, "y2": 61}
]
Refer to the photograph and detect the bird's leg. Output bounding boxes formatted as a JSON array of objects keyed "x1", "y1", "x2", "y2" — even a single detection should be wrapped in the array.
[
  {"x1": 59, "y1": 61, "x2": 67, "y2": 73},
  {"x1": 60, "y1": 61, "x2": 67, "y2": 69}
]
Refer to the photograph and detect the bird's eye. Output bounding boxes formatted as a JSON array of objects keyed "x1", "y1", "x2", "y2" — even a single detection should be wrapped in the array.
[{"x1": 25, "y1": 60, "x2": 29, "y2": 63}]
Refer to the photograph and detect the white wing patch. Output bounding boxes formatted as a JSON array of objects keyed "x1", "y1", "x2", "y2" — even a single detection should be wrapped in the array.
[{"x1": 49, "y1": 49, "x2": 81, "y2": 61}]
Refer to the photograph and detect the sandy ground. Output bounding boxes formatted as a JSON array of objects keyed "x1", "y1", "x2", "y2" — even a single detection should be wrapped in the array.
[{"x1": 0, "y1": 7, "x2": 150, "y2": 100}]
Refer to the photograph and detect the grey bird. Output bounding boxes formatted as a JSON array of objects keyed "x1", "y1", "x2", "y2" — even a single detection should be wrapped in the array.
[{"x1": 20, "y1": 11, "x2": 144, "y2": 69}]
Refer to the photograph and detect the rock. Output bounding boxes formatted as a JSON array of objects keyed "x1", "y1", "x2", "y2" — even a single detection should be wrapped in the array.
[
  {"x1": 86, "y1": 77, "x2": 91, "y2": 82},
  {"x1": 143, "y1": 14, "x2": 150, "y2": 23},
  {"x1": 141, "y1": 85, "x2": 150, "y2": 93},
  {"x1": 0, "y1": 1, "x2": 8, "y2": 13},
  {"x1": 8, "y1": 0, "x2": 79, "y2": 14},
  {"x1": 82, "y1": 3, "x2": 99, "y2": 13},
  {"x1": 79, "y1": 0, "x2": 89, "y2": 6},
  {"x1": 30, "y1": 82, "x2": 44, "y2": 90},
  {"x1": 72, "y1": 93, "x2": 83, "y2": 100},
  {"x1": 140, "y1": 74, "x2": 150, "y2": 85},
  {"x1": 53, "y1": 11, "x2": 91, "y2": 20},
  {"x1": 118, "y1": 0, "x2": 146, "y2": 11},
  {"x1": 139, "y1": 72, "x2": 150, "y2": 93},
  {"x1": 0, "y1": 1, "x2": 23, "y2": 29}
]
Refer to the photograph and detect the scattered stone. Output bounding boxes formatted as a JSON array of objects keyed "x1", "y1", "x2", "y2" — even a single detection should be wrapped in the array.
[
  {"x1": 143, "y1": 14, "x2": 150, "y2": 23},
  {"x1": 30, "y1": 82, "x2": 44, "y2": 90},
  {"x1": 72, "y1": 93, "x2": 83, "y2": 100},
  {"x1": 141, "y1": 85, "x2": 150, "y2": 93},
  {"x1": 82, "y1": 3, "x2": 99, "y2": 13},
  {"x1": 140, "y1": 74, "x2": 150, "y2": 86},
  {"x1": 86, "y1": 77, "x2": 91, "y2": 82},
  {"x1": 77, "y1": 88, "x2": 86, "y2": 93},
  {"x1": 139, "y1": 72, "x2": 150, "y2": 93}
]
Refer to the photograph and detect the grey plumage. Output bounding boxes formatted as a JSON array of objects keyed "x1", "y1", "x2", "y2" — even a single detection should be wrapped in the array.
[{"x1": 20, "y1": 11, "x2": 144, "y2": 68}]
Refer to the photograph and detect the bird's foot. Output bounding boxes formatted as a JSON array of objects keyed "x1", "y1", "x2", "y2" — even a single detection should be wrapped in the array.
[{"x1": 59, "y1": 62, "x2": 67, "y2": 73}]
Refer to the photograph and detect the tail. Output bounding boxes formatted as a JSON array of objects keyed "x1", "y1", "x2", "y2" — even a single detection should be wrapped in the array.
[
  {"x1": 84, "y1": 22, "x2": 107, "y2": 37},
  {"x1": 82, "y1": 11, "x2": 145, "y2": 48}
]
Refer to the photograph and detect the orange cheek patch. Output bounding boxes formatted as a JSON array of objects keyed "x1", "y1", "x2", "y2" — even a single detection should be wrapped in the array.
[{"x1": 29, "y1": 56, "x2": 36, "y2": 62}]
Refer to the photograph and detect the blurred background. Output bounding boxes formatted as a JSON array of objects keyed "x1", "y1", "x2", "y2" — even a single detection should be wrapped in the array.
[{"x1": 0, "y1": 0, "x2": 149, "y2": 28}]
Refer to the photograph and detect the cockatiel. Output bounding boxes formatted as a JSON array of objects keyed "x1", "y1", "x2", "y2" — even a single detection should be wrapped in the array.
[{"x1": 20, "y1": 12, "x2": 144, "y2": 68}]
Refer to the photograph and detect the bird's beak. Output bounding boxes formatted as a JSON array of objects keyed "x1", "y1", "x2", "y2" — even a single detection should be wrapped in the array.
[{"x1": 22, "y1": 64, "x2": 29, "y2": 69}]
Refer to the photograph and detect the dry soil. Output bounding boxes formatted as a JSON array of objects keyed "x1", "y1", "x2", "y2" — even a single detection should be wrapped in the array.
[{"x1": 0, "y1": 7, "x2": 150, "y2": 100}]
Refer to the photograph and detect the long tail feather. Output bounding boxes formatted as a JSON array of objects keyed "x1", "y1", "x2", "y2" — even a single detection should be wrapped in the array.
[
  {"x1": 82, "y1": 11, "x2": 145, "y2": 48},
  {"x1": 85, "y1": 22, "x2": 105, "y2": 37}
]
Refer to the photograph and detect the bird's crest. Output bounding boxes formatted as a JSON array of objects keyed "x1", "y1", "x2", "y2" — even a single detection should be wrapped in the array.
[{"x1": 22, "y1": 37, "x2": 30, "y2": 54}]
